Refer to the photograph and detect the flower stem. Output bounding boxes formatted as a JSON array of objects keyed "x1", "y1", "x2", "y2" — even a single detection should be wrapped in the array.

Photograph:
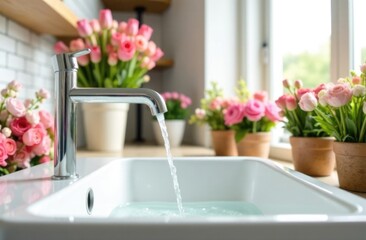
[{"x1": 359, "y1": 115, "x2": 366, "y2": 142}]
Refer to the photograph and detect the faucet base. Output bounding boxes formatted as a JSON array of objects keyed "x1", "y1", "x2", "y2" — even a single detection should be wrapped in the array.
[{"x1": 52, "y1": 174, "x2": 79, "y2": 181}]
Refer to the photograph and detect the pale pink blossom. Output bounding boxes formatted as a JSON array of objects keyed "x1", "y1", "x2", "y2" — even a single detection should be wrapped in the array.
[
  {"x1": 78, "y1": 55, "x2": 90, "y2": 66},
  {"x1": 138, "y1": 24, "x2": 153, "y2": 41},
  {"x1": 294, "y1": 79, "x2": 303, "y2": 89},
  {"x1": 111, "y1": 32, "x2": 127, "y2": 47},
  {"x1": 69, "y1": 38, "x2": 85, "y2": 51},
  {"x1": 147, "y1": 59, "x2": 156, "y2": 70},
  {"x1": 360, "y1": 64, "x2": 366, "y2": 73},
  {"x1": 243, "y1": 99, "x2": 265, "y2": 121},
  {"x1": 77, "y1": 19, "x2": 93, "y2": 37},
  {"x1": 318, "y1": 89, "x2": 328, "y2": 106},
  {"x1": 22, "y1": 127, "x2": 45, "y2": 146},
  {"x1": 54, "y1": 41, "x2": 69, "y2": 54},
  {"x1": 127, "y1": 18, "x2": 139, "y2": 36},
  {"x1": 296, "y1": 88, "x2": 312, "y2": 100},
  {"x1": 325, "y1": 83, "x2": 352, "y2": 107},
  {"x1": 89, "y1": 19, "x2": 101, "y2": 33},
  {"x1": 195, "y1": 108, "x2": 206, "y2": 119},
  {"x1": 140, "y1": 56, "x2": 150, "y2": 69},
  {"x1": 7, "y1": 80, "x2": 22, "y2": 92},
  {"x1": 33, "y1": 135, "x2": 51, "y2": 156},
  {"x1": 6, "y1": 98, "x2": 26, "y2": 117},
  {"x1": 108, "y1": 52, "x2": 118, "y2": 66},
  {"x1": 285, "y1": 95, "x2": 297, "y2": 111},
  {"x1": 118, "y1": 40, "x2": 136, "y2": 61},
  {"x1": 313, "y1": 83, "x2": 327, "y2": 98},
  {"x1": 151, "y1": 47, "x2": 164, "y2": 62},
  {"x1": 352, "y1": 76, "x2": 362, "y2": 85},
  {"x1": 99, "y1": 9, "x2": 113, "y2": 29},
  {"x1": 26, "y1": 111, "x2": 40, "y2": 126},
  {"x1": 39, "y1": 155, "x2": 51, "y2": 164},
  {"x1": 299, "y1": 92, "x2": 318, "y2": 111},
  {"x1": 171, "y1": 92, "x2": 179, "y2": 99},
  {"x1": 39, "y1": 110, "x2": 54, "y2": 129},
  {"x1": 209, "y1": 97, "x2": 223, "y2": 111},
  {"x1": 118, "y1": 21, "x2": 128, "y2": 33},
  {"x1": 135, "y1": 35, "x2": 148, "y2": 52},
  {"x1": 224, "y1": 103, "x2": 245, "y2": 126},
  {"x1": 265, "y1": 102, "x2": 282, "y2": 122},
  {"x1": 145, "y1": 41, "x2": 156, "y2": 57},
  {"x1": 13, "y1": 149, "x2": 30, "y2": 168},
  {"x1": 282, "y1": 79, "x2": 290, "y2": 88},
  {"x1": 275, "y1": 95, "x2": 288, "y2": 110},
  {"x1": 36, "y1": 89, "x2": 50, "y2": 100}
]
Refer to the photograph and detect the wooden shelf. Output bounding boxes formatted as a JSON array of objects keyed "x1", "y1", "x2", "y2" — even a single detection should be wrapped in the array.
[
  {"x1": 156, "y1": 58, "x2": 173, "y2": 69},
  {"x1": 102, "y1": 0, "x2": 171, "y2": 13},
  {"x1": 0, "y1": 0, "x2": 78, "y2": 36}
]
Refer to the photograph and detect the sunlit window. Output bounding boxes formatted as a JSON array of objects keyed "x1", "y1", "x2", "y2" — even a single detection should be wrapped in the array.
[
  {"x1": 353, "y1": 0, "x2": 366, "y2": 69},
  {"x1": 272, "y1": 0, "x2": 331, "y2": 88}
]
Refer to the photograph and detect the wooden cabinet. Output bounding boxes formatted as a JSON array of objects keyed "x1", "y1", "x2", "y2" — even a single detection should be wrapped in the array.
[{"x1": 102, "y1": 0, "x2": 171, "y2": 13}]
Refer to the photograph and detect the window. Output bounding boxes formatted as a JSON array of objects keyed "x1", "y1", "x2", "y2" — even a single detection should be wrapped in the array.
[{"x1": 353, "y1": 0, "x2": 366, "y2": 69}]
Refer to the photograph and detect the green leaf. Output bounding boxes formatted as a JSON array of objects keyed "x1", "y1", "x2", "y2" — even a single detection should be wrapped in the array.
[
  {"x1": 235, "y1": 129, "x2": 247, "y2": 142},
  {"x1": 345, "y1": 117, "x2": 357, "y2": 139}
]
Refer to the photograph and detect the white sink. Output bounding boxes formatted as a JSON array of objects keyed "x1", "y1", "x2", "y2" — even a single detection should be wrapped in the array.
[{"x1": 1, "y1": 157, "x2": 366, "y2": 240}]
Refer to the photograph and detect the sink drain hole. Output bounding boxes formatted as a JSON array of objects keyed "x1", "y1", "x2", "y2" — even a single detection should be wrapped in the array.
[{"x1": 86, "y1": 188, "x2": 94, "y2": 215}]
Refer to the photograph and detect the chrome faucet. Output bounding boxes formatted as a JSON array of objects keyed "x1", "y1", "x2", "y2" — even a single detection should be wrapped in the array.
[{"x1": 51, "y1": 49, "x2": 167, "y2": 180}]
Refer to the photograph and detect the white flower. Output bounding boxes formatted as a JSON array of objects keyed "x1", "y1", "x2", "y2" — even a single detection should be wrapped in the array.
[
  {"x1": 318, "y1": 89, "x2": 328, "y2": 107},
  {"x1": 1, "y1": 127, "x2": 11, "y2": 138},
  {"x1": 352, "y1": 84, "x2": 366, "y2": 97}
]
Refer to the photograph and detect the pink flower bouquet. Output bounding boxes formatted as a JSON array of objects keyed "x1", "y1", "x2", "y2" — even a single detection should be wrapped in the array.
[
  {"x1": 0, "y1": 81, "x2": 54, "y2": 176},
  {"x1": 161, "y1": 92, "x2": 192, "y2": 120},
  {"x1": 189, "y1": 82, "x2": 234, "y2": 130},
  {"x1": 224, "y1": 81, "x2": 282, "y2": 141},
  {"x1": 275, "y1": 79, "x2": 329, "y2": 137},
  {"x1": 298, "y1": 65, "x2": 366, "y2": 142},
  {"x1": 54, "y1": 9, "x2": 164, "y2": 88}
]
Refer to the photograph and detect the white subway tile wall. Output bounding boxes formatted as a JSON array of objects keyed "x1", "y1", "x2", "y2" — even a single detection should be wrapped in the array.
[{"x1": 0, "y1": 16, "x2": 56, "y2": 112}]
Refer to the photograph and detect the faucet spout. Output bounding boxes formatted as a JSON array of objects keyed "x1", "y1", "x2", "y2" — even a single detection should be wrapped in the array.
[{"x1": 51, "y1": 49, "x2": 167, "y2": 180}]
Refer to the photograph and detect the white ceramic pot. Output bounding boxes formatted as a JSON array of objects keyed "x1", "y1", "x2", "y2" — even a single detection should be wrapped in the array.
[
  {"x1": 153, "y1": 119, "x2": 186, "y2": 147},
  {"x1": 82, "y1": 103, "x2": 129, "y2": 151}
]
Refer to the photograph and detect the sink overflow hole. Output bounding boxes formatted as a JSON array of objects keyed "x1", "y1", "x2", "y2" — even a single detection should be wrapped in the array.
[{"x1": 86, "y1": 188, "x2": 94, "y2": 215}]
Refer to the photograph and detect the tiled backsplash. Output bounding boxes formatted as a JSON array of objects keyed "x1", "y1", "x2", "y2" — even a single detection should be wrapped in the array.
[{"x1": 0, "y1": 14, "x2": 56, "y2": 112}]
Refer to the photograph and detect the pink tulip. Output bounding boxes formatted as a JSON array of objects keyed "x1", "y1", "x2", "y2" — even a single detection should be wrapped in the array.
[
  {"x1": 69, "y1": 38, "x2": 85, "y2": 51},
  {"x1": 294, "y1": 79, "x2": 303, "y2": 89},
  {"x1": 77, "y1": 55, "x2": 90, "y2": 66},
  {"x1": 145, "y1": 41, "x2": 156, "y2": 57},
  {"x1": 147, "y1": 59, "x2": 156, "y2": 70},
  {"x1": 77, "y1": 19, "x2": 93, "y2": 37},
  {"x1": 243, "y1": 99, "x2": 265, "y2": 121},
  {"x1": 325, "y1": 83, "x2": 352, "y2": 107},
  {"x1": 253, "y1": 91, "x2": 267, "y2": 103},
  {"x1": 265, "y1": 102, "x2": 282, "y2": 122},
  {"x1": 313, "y1": 83, "x2": 326, "y2": 98},
  {"x1": 7, "y1": 80, "x2": 22, "y2": 92},
  {"x1": 118, "y1": 21, "x2": 128, "y2": 33},
  {"x1": 299, "y1": 92, "x2": 318, "y2": 111},
  {"x1": 135, "y1": 35, "x2": 148, "y2": 52},
  {"x1": 285, "y1": 95, "x2": 297, "y2": 111},
  {"x1": 151, "y1": 47, "x2": 164, "y2": 62},
  {"x1": 127, "y1": 18, "x2": 139, "y2": 36},
  {"x1": 90, "y1": 46, "x2": 102, "y2": 63},
  {"x1": 224, "y1": 103, "x2": 245, "y2": 126},
  {"x1": 140, "y1": 56, "x2": 150, "y2": 69},
  {"x1": 111, "y1": 32, "x2": 127, "y2": 47},
  {"x1": 99, "y1": 9, "x2": 113, "y2": 29},
  {"x1": 138, "y1": 24, "x2": 153, "y2": 41},
  {"x1": 54, "y1": 41, "x2": 69, "y2": 54},
  {"x1": 108, "y1": 52, "x2": 118, "y2": 66},
  {"x1": 90, "y1": 19, "x2": 101, "y2": 33},
  {"x1": 282, "y1": 79, "x2": 290, "y2": 88},
  {"x1": 352, "y1": 76, "x2": 362, "y2": 85},
  {"x1": 296, "y1": 88, "x2": 311, "y2": 100},
  {"x1": 118, "y1": 40, "x2": 136, "y2": 61}
]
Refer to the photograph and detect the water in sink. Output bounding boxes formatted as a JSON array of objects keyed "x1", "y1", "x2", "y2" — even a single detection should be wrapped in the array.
[
  {"x1": 109, "y1": 201, "x2": 262, "y2": 218},
  {"x1": 157, "y1": 113, "x2": 184, "y2": 215}
]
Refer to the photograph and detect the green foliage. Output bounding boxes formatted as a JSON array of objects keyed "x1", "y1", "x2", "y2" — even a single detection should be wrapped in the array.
[{"x1": 164, "y1": 99, "x2": 190, "y2": 120}]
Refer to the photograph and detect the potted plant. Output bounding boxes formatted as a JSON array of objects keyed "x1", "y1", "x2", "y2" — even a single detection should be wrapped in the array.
[
  {"x1": 298, "y1": 65, "x2": 366, "y2": 192},
  {"x1": 275, "y1": 79, "x2": 335, "y2": 177},
  {"x1": 0, "y1": 80, "x2": 54, "y2": 177},
  {"x1": 224, "y1": 81, "x2": 282, "y2": 158},
  {"x1": 189, "y1": 82, "x2": 238, "y2": 156},
  {"x1": 54, "y1": 9, "x2": 164, "y2": 151},
  {"x1": 152, "y1": 91, "x2": 192, "y2": 147}
]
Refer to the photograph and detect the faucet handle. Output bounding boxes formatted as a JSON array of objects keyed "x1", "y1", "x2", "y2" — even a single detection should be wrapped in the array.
[
  {"x1": 70, "y1": 48, "x2": 91, "y2": 58},
  {"x1": 51, "y1": 48, "x2": 91, "y2": 72}
]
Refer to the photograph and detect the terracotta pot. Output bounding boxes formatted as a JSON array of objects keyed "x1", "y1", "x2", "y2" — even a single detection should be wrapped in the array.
[
  {"x1": 236, "y1": 132, "x2": 271, "y2": 158},
  {"x1": 211, "y1": 130, "x2": 238, "y2": 156},
  {"x1": 333, "y1": 142, "x2": 366, "y2": 192},
  {"x1": 289, "y1": 137, "x2": 335, "y2": 177}
]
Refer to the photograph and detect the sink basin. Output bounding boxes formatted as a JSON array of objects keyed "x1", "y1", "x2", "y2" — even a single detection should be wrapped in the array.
[{"x1": 1, "y1": 157, "x2": 366, "y2": 240}]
